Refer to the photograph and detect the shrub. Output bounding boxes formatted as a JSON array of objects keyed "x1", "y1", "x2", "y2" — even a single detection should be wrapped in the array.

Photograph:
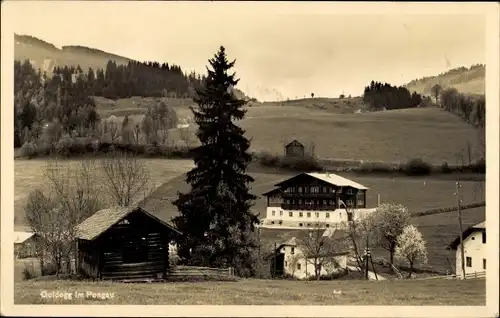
[
  {"x1": 440, "y1": 161, "x2": 452, "y2": 174},
  {"x1": 470, "y1": 158, "x2": 486, "y2": 173},
  {"x1": 358, "y1": 162, "x2": 396, "y2": 174},
  {"x1": 41, "y1": 262, "x2": 58, "y2": 276},
  {"x1": 55, "y1": 137, "x2": 73, "y2": 157},
  {"x1": 22, "y1": 262, "x2": 38, "y2": 280},
  {"x1": 280, "y1": 155, "x2": 323, "y2": 172},
  {"x1": 258, "y1": 152, "x2": 281, "y2": 167},
  {"x1": 401, "y1": 158, "x2": 432, "y2": 176},
  {"x1": 19, "y1": 141, "x2": 37, "y2": 159}
]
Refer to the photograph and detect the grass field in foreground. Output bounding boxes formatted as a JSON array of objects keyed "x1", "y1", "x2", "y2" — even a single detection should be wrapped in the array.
[
  {"x1": 94, "y1": 96, "x2": 483, "y2": 164},
  {"x1": 14, "y1": 278, "x2": 485, "y2": 305}
]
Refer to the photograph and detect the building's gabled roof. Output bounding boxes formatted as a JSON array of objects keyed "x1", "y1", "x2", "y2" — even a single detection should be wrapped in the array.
[
  {"x1": 285, "y1": 139, "x2": 304, "y2": 148},
  {"x1": 273, "y1": 172, "x2": 369, "y2": 190},
  {"x1": 447, "y1": 221, "x2": 486, "y2": 250},
  {"x1": 307, "y1": 172, "x2": 368, "y2": 190},
  {"x1": 75, "y1": 206, "x2": 181, "y2": 241},
  {"x1": 281, "y1": 237, "x2": 298, "y2": 247},
  {"x1": 14, "y1": 231, "x2": 35, "y2": 244}
]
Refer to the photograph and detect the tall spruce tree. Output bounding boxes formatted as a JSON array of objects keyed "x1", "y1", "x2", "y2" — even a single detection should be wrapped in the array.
[{"x1": 172, "y1": 46, "x2": 259, "y2": 275}]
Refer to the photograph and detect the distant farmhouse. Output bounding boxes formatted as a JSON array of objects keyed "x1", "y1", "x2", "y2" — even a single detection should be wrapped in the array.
[
  {"x1": 270, "y1": 236, "x2": 349, "y2": 279},
  {"x1": 14, "y1": 231, "x2": 39, "y2": 259},
  {"x1": 284, "y1": 140, "x2": 305, "y2": 157},
  {"x1": 447, "y1": 221, "x2": 486, "y2": 278},
  {"x1": 262, "y1": 172, "x2": 376, "y2": 229}
]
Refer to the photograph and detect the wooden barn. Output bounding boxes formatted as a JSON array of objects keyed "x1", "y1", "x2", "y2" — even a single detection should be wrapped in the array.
[
  {"x1": 75, "y1": 206, "x2": 181, "y2": 281},
  {"x1": 285, "y1": 140, "x2": 305, "y2": 157}
]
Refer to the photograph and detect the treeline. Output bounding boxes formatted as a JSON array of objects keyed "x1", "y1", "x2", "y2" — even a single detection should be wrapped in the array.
[
  {"x1": 438, "y1": 87, "x2": 485, "y2": 128},
  {"x1": 14, "y1": 60, "x2": 100, "y2": 148},
  {"x1": 406, "y1": 64, "x2": 485, "y2": 87},
  {"x1": 14, "y1": 59, "x2": 181, "y2": 151},
  {"x1": 87, "y1": 60, "x2": 207, "y2": 99},
  {"x1": 363, "y1": 81, "x2": 431, "y2": 110}
]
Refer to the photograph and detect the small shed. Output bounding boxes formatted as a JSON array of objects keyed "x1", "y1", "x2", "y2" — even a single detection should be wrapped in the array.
[
  {"x1": 285, "y1": 140, "x2": 305, "y2": 157},
  {"x1": 75, "y1": 206, "x2": 181, "y2": 281},
  {"x1": 14, "y1": 231, "x2": 39, "y2": 259}
]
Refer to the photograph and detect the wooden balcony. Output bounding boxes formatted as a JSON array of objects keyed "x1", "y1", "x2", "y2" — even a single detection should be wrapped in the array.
[
  {"x1": 281, "y1": 204, "x2": 337, "y2": 211},
  {"x1": 282, "y1": 192, "x2": 336, "y2": 198}
]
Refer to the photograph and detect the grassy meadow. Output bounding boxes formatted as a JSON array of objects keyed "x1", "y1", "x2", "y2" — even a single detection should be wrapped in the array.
[
  {"x1": 93, "y1": 96, "x2": 484, "y2": 164},
  {"x1": 14, "y1": 155, "x2": 485, "y2": 272},
  {"x1": 13, "y1": 158, "x2": 194, "y2": 227},
  {"x1": 13, "y1": 94, "x2": 486, "y2": 279},
  {"x1": 14, "y1": 278, "x2": 485, "y2": 305}
]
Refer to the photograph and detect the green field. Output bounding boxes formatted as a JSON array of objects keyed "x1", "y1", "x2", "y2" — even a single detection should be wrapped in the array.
[
  {"x1": 14, "y1": 278, "x2": 485, "y2": 305},
  {"x1": 93, "y1": 96, "x2": 483, "y2": 164},
  {"x1": 13, "y1": 158, "x2": 194, "y2": 227},
  {"x1": 14, "y1": 157, "x2": 485, "y2": 272},
  {"x1": 141, "y1": 164, "x2": 484, "y2": 273}
]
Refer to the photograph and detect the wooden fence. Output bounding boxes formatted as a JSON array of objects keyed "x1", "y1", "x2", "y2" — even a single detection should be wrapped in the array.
[
  {"x1": 413, "y1": 271, "x2": 486, "y2": 280},
  {"x1": 166, "y1": 265, "x2": 237, "y2": 281}
]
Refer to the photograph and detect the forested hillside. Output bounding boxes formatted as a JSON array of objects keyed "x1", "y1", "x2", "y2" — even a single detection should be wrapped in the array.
[{"x1": 405, "y1": 64, "x2": 485, "y2": 96}]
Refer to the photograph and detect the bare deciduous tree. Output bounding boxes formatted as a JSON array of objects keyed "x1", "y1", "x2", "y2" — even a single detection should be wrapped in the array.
[
  {"x1": 286, "y1": 254, "x2": 301, "y2": 277},
  {"x1": 26, "y1": 157, "x2": 103, "y2": 275},
  {"x1": 341, "y1": 211, "x2": 376, "y2": 272},
  {"x1": 430, "y1": 84, "x2": 442, "y2": 105},
  {"x1": 108, "y1": 120, "x2": 120, "y2": 143},
  {"x1": 43, "y1": 157, "x2": 103, "y2": 273},
  {"x1": 133, "y1": 124, "x2": 141, "y2": 145},
  {"x1": 100, "y1": 151, "x2": 154, "y2": 206},
  {"x1": 296, "y1": 222, "x2": 348, "y2": 280}
]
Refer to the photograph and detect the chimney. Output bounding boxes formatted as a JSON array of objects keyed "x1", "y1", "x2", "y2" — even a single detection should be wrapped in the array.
[{"x1": 325, "y1": 170, "x2": 330, "y2": 177}]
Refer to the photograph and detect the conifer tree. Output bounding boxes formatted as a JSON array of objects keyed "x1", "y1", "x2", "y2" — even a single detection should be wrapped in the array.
[{"x1": 172, "y1": 46, "x2": 259, "y2": 275}]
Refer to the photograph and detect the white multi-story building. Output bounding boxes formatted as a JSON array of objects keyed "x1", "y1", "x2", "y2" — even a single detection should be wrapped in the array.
[
  {"x1": 261, "y1": 172, "x2": 376, "y2": 229},
  {"x1": 447, "y1": 221, "x2": 486, "y2": 278}
]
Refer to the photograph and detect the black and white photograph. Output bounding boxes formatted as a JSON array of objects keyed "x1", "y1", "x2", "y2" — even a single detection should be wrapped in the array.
[{"x1": 1, "y1": 1, "x2": 499, "y2": 317}]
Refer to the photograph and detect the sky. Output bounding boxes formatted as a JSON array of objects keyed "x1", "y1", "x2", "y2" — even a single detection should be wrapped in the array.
[{"x1": 5, "y1": 1, "x2": 487, "y2": 101}]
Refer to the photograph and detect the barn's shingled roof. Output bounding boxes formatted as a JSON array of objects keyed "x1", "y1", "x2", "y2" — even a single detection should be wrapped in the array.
[
  {"x1": 285, "y1": 140, "x2": 304, "y2": 148},
  {"x1": 75, "y1": 206, "x2": 181, "y2": 241}
]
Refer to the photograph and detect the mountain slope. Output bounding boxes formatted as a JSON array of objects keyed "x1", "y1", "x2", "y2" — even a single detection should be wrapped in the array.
[
  {"x1": 405, "y1": 64, "x2": 485, "y2": 96},
  {"x1": 15, "y1": 34, "x2": 132, "y2": 74},
  {"x1": 14, "y1": 33, "x2": 251, "y2": 100}
]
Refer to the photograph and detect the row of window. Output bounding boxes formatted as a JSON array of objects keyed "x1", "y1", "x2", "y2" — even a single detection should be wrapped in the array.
[
  {"x1": 268, "y1": 220, "x2": 333, "y2": 228},
  {"x1": 284, "y1": 260, "x2": 303, "y2": 270},
  {"x1": 466, "y1": 257, "x2": 486, "y2": 270},
  {"x1": 284, "y1": 186, "x2": 356, "y2": 195},
  {"x1": 271, "y1": 210, "x2": 334, "y2": 218},
  {"x1": 284, "y1": 199, "x2": 356, "y2": 206}
]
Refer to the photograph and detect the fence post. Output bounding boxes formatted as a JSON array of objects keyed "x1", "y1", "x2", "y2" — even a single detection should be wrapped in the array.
[{"x1": 474, "y1": 271, "x2": 477, "y2": 278}]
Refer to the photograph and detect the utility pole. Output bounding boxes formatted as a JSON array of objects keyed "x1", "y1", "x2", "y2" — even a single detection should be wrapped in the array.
[
  {"x1": 364, "y1": 233, "x2": 370, "y2": 280},
  {"x1": 273, "y1": 241, "x2": 277, "y2": 278},
  {"x1": 455, "y1": 182, "x2": 466, "y2": 279}
]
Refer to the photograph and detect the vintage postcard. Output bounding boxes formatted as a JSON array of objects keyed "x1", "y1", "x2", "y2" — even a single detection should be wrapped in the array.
[{"x1": 1, "y1": 1, "x2": 499, "y2": 317}]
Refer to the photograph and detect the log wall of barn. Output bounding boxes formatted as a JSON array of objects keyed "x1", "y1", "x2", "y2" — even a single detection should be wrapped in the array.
[
  {"x1": 77, "y1": 239, "x2": 100, "y2": 279},
  {"x1": 97, "y1": 211, "x2": 171, "y2": 281}
]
